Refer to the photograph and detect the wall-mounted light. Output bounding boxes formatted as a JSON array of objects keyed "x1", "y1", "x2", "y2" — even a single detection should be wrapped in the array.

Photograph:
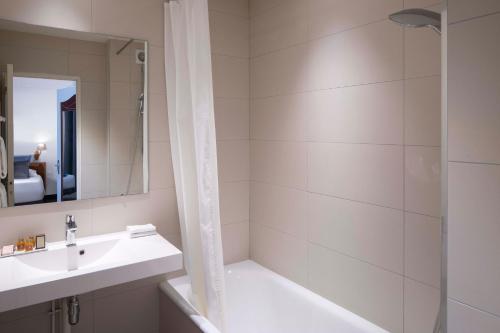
[{"x1": 34, "y1": 143, "x2": 46, "y2": 161}]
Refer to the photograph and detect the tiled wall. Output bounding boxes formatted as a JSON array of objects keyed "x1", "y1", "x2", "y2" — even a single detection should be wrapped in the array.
[
  {"x1": 209, "y1": 0, "x2": 251, "y2": 265},
  {"x1": 249, "y1": 1, "x2": 441, "y2": 332},
  {"x1": 0, "y1": 0, "x2": 249, "y2": 331},
  {"x1": 447, "y1": 1, "x2": 500, "y2": 332},
  {"x1": 107, "y1": 39, "x2": 145, "y2": 197}
]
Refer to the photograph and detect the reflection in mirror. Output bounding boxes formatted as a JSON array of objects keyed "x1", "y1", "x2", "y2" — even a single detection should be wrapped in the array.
[{"x1": 0, "y1": 20, "x2": 148, "y2": 207}]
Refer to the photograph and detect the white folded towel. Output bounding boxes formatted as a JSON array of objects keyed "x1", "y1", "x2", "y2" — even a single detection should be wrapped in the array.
[
  {"x1": 0, "y1": 183, "x2": 7, "y2": 208},
  {"x1": 0, "y1": 137, "x2": 7, "y2": 180},
  {"x1": 126, "y1": 224, "x2": 156, "y2": 238}
]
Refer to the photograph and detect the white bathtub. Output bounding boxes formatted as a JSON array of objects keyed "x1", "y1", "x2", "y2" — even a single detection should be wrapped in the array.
[{"x1": 161, "y1": 260, "x2": 388, "y2": 333}]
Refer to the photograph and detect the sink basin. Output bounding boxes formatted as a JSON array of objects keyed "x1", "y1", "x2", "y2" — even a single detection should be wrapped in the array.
[
  {"x1": 14, "y1": 238, "x2": 119, "y2": 274},
  {"x1": 0, "y1": 232, "x2": 182, "y2": 313}
]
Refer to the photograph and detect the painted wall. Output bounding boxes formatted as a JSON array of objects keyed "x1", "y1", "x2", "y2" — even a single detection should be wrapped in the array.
[
  {"x1": 0, "y1": 0, "x2": 250, "y2": 332},
  {"x1": 447, "y1": 1, "x2": 500, "y2": 331},
  {"x1": 249, "y1": 0, "x2": 441, "y2": 332}
]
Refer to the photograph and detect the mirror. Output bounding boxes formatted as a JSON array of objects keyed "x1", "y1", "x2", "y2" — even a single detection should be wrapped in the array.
[{"x1": 0, "y1": 20, "x2": 148, "y2": 207}]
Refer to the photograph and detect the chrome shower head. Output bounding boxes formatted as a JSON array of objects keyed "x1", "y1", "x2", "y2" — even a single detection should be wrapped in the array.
[{"x1": 389, "y1": 8, "x2": 441, "y2": 34}]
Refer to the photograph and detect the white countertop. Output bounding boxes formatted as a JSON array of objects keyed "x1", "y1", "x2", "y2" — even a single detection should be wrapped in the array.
[{"x1": 0, "y1": 231, "x2": 183, "y2": 313}]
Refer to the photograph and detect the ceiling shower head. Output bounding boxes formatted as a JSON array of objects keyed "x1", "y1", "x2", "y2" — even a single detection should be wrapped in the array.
[{"x1": 389, "y1": 8, "x2": 441, "y2": 34}]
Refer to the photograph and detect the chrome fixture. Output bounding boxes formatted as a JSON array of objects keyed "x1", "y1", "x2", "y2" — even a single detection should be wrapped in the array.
[
  {"x1": 389, "y1": 8, "x2": 441, "y2": 34},
  {"x1": 391, "y1": 8, "x2": 444, "y2": 333},
  {"x1": 67, "y1": 296, "x2": 80, "y2": 326},
  {"x1": 116, "y1": 38, "x2": 134, "y2": 55},
  {"x1": 65, "y1": 215, "x2": 77, "y2": 247}
]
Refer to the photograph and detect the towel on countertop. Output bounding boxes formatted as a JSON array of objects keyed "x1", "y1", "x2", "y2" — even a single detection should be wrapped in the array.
[
  {"x1": 126, "y1": 223, "x2": 157, "y2": 238},
  {"x1": 0, "y1": 137, "x2": 7, "y2": 179}
]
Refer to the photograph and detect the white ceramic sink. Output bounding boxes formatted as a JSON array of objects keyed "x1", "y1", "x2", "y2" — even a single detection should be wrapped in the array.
[{"x1": 0, "y1": 232, "x2": 183, "y2": 313}]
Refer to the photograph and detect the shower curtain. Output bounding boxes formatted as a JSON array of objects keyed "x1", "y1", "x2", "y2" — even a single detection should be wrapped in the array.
[{"x1": 164, "y1": 0, "x2": 226, "y2": 331}]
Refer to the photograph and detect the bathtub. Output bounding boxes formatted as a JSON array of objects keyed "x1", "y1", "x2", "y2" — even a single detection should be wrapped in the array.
[{"x1": 159, "y1": 260, "x2": 388, "y2": 333}]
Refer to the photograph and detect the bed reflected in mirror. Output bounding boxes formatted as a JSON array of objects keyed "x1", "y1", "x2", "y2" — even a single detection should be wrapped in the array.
[
  {"x1": 0, "y1": 19, "x2": 149, "y2": 208},
  {"x1": 13, "y1": 76, "x2": 77, "y2": 205}
]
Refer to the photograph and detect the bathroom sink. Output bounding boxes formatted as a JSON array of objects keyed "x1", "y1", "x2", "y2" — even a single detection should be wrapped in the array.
[
  {"x1": 0, "y1": 232, "x2": 182, "y2": 313},
  {"x1": 14, "y1": 237, "x2": 120, "y2": 274}
]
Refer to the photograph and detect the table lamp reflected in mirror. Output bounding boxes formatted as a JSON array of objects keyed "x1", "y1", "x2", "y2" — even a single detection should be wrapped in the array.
[{"x1": 34, "y1": 143, "x2": 46, "y2": 161}]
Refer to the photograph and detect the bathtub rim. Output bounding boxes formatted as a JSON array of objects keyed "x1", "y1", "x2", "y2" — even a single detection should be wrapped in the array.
[{"x1": 161, "y1": 259, "x2": 389, "y2": 333}]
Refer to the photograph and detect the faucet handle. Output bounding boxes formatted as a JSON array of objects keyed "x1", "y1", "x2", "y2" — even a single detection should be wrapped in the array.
[{"x1": 66, "y1": 215, "x2": 77, "y2": 229}]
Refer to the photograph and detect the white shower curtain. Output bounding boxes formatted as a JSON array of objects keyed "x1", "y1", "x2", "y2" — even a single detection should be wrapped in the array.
[{"x1": 164, "y1": 0, "x2": 226, "y2": 331}]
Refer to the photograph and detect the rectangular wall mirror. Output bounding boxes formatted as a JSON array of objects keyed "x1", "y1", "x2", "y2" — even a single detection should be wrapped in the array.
[{"x1": 0, "y1": 19, "x2": 148, "y2": 207}]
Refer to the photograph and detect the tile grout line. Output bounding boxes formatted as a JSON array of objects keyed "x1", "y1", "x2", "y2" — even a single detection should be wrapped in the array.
[
  {"x1": 250, "y1": 74, "x2": 441, "y2": 102},
  {"x1": 448, "y1": 297, "x2": 500, "y2": 321},
  {"x1": 448, "y1": 9, "x2": 500, "y2": 26},
  {"x1": 250, "y1": 179, "x2": 441, "y2": 219},
  {"x1": 250, "y1": 138, "x2": 440, "y2": 148},
  {"x1": 250, "y1": 17, "x2": 391, "y2": 60},
  {"x1": 402, "y1": 20, "x2": 407, "y2": 331},
  {"x1": 253, "y1": 221, "x2": 438, "y2": 289}
]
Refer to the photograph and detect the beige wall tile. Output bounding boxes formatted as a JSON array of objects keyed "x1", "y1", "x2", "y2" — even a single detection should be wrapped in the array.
[
  {"x1": 308, "y1": 244, "x2": 404, "y2": 333},
  {"x1": 222, "y1": 221, "x2": 250, "y2": 264},
  {"x1": 448, "y1": 299, "x2": 500, "y2": 333},
  {"x1": 333, "y1": 20, "x2": 403, "y2": 87},
  {"x1": 251, "y1": 44, "x2": 305, "y2": 98},
  {"x1": 404, "y1": 278, "x2": 440, "y2": 333},
  {"x1": 405, "y1": 146, "x2": 441, "y2": 217},
  {"x1": 250, "y1": 222, "x2": 308, "y2": 285},
  {"x1": 0, "y1": 0, "x2": 91, "y2": 31},
  {"x1": 0, "y1": 30, "x2": 70, "y2": 51},
  {"x1": 82, "y1": 82, "x2": 106, "y2": 110},
  {"x1": 250, "y1": 182, "x2": 307, "y2": 238},
  {"x1": 250, "y1": 0, "x2": 308, "y2": 57},
  {"x1": 405, "y1": 76, "x2": 441, "y2": 146},
  {"x1": 149, "y1": 93, "x2": 169, "y2": 142},
  {"x1": 219, "y1": 181, "x2": 249, "y2": 224},
  {"x1": 448, "y1": 0, "x2": 500, "y2": 23},
  {"x1": 92, "y1": 0, "x2": 163, "y2": 46},
  {"x1": 448, "y1": 14, "x2": 500, "y2": 164},
  {"x1": 405, "y1": 27, "x2": 441, "y2": 79},
  {"x1": 149, "y1": 142, "x2": 174, "y2": 190},
  {"x1": 209, "y1": 0, "x2": 249, "y2": 17},
  {"x1": 249, "y1": 0, "x2": 283, "y2": 17},
  {"x1": 68, "y1": 53, "x2": 106, "y2": 82},
  {"x1": 251, "y1": 93, "x2": 309, "y2": 141},
  {"x1": 217, "y1": 140, "x2": 250, "y2": 182},
  {"x1": 308, "y1": 143, "x2": 404, "y2": 209},
  {"x1": 0, "y1": 200, "x2": 92, "y2": 244},
  {"x1": 213, "y1": 54, "x2": 249, "y2": 99},
  {"x1": 449, "y1": 162, "x2": 500, "y2": 316},
  {"x1": 308, "y1": 0, "x2": 402, "y2": 39},
  {"x1": 214, "y1": 98, "x2": 249, "y2": 140},
  {"x1": 308, "y1": 193, "x2": 404, "y2": 273},
  {"x1": 308, "y1": 82, "x2": 404, "y2": 145},
  {"x1": 405, "y1": 212, "x2": 441, "y2": 287},
  {"x1": 210, "y1": 11, "x2": 249, "y2": 58},
  {"x1": 148, "y1": 45, "x2": 166, "y2": 95},
  {"x1": 0, "y1": 45, "x2": 69, "y2": 76},
  {"x1": 70, "y1": 39, "x2": 106, "y2": 56},
  {"x1": 404, "y1": 0, "x2": 442, "y2": 8},
  {"x1": 251, "y1": 140, "x2": 307, "y2": 189}
]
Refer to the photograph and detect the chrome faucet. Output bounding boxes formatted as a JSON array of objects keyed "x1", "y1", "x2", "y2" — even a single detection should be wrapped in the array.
[{"x1": 65, "y1": 215, "x2": 77, "y2": 247}]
